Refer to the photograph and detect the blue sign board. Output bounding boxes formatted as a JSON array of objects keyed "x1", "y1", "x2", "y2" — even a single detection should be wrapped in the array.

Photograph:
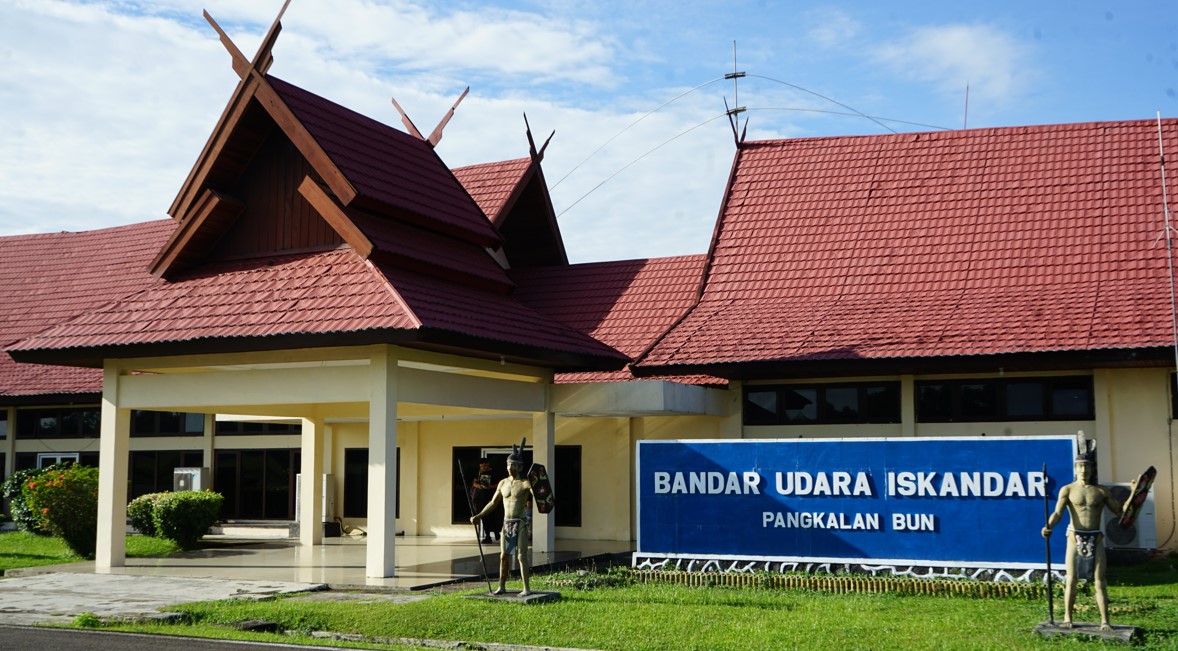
[{"x1": 637, "y1": 437, "x2": 1074, "y2": 568}]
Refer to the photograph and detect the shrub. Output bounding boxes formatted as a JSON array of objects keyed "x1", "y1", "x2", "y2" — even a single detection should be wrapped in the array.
[
  {"x1": 152, "y1": 491, "x2": 223, "y2": 550},
  {"x1": 22, "y1": 463, "x2": 100, "y2": 558},
  {"x1": 127, "y1": 492, "x2": 168, "y2": 536},
  {"x1": 1, "y1": 463, "x2": 72, "y2": 534}
]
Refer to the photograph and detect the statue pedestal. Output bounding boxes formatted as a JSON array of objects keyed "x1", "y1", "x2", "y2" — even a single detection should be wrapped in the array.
[
  {"x1": 464, "y1": 590, "x2": 561, "y2": 605},
  {"x1": 1034, "y1": 621, "x2": 1141, "y2": 644}
]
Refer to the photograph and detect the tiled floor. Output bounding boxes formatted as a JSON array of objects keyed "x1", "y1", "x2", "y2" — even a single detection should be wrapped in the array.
[{"x1": 32, "y1": 536, "x2": 634, "y2": 590}]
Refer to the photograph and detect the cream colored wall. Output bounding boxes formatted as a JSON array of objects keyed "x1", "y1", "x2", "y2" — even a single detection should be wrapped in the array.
[
  {"x1": 329, "y1": 421, "x2": 420, "y2": 535},
  {"x1": 1099, "y1": 368, "x2": 1176, "y2": 551}
]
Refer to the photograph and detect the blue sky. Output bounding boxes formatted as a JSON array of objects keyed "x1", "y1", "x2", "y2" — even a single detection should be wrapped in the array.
[{"x1": 1, "y1": 0, "x2": 1175, "y2": 262}]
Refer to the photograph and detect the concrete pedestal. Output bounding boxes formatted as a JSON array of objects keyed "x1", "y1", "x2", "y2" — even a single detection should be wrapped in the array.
[
  {"x1": 1034, "y1": 621, "x2": 1142, "y2": 644},
  {"x1": 464, "y1": 590, "x2": 562, "y2": 605}
]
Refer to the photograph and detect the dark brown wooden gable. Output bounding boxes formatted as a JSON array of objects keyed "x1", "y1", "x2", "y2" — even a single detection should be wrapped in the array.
[
  {"x1": 497, "y1": 171, "x2": 568, "y2": 268},
  {"x1": 212, "y1": 128, "x2": 343, "y2": 259}
]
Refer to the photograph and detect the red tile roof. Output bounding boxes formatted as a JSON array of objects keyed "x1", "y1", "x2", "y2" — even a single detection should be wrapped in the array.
[
  {"x1": 511, "y1": 256, "x2": 722, "y2": 384},
  {"x1": 637, "y1": 119, "x2": 1178, "y2": 374},
  {"x1": 10, "y1": 247, "x2": 625, "y2": 370},
  {"x1": 452, "y1": 157, "x2": 531, "y2": 223},
  {"x1": 268, "y1": 76, "x2": 500, "y2": 247},
  {"x1": 8, "y1": 249, "x2": 419, "y2": 355},
  {"x1": 0, "y1": 221, "x2": 174, "y2": 396}
]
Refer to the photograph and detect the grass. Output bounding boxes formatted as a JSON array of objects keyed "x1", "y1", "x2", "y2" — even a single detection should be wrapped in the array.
[
  {"x1": 86, "y1": 556, "x2": 1178, "y2": 650},
  {"x1": 0, "y1": 531, "x2": 179, "y2": 573}
]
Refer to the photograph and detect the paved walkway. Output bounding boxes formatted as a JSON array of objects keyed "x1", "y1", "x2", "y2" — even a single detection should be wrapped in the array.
[
  {"x1": 0, "y1": 572, "x2": 324, "y2": 625},
  {"x1": 0, "y1": 536, "x2": 631, "y2": 625}
]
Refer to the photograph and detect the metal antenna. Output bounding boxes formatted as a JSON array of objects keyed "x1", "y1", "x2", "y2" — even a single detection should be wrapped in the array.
[
  {"x1": 963, "y1": 82, "x2": 970, "y2": 130},
  {"x1": 724, "y1": 40, "x2": 746, "y2": 137}
]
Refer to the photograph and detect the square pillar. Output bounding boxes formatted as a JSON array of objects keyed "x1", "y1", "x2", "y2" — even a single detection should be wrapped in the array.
[
  {"x1": 531, "y1": 406, "x2": 555, "y2": 553},
  {"x1": 299, "y1": 417, "x2": 324, "y2": 547},
  {"x1": 367, "y1": 346, "x2": 399, "y2": 578},
  {"x1": 96, "y1": 363, "x2": 131, "y2": 570}
]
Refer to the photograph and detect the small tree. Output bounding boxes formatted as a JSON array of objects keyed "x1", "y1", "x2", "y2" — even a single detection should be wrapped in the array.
[
  {"x1": 2, "y1": 462, "x2": 73, "y2": 534},
  {"x1": 22, "y1": 463, "x2": 100, "y2": 559}
]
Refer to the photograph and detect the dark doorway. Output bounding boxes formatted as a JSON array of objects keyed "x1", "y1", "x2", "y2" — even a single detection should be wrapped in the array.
[{"x1": 214, "y1": 449, "x2": 300, "y2": 520}]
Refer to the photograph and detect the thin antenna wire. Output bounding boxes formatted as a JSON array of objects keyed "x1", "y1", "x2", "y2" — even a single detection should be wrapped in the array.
[
  {"x1": 1159, "y1": 113, "x2": 1178, "y2": 374},
  {"x1": 747, "y1": 73, "x2": 897, "y2": 134},
  {"x1": 1158, "y1": 112, "x2": 1178, "y2": 549},
  {"x1": 551, "y1": 76, "x2": 727, "y2": 189},
  {"x1": 747, "y1": 107, "x2": 950, "y2": 131},
  {"x1": 556, "y1": 114, "x2": 729, "y2": 218}
]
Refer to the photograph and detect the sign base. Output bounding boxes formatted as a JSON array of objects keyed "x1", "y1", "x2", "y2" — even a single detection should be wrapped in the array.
[
  {"x1": 1034, "y1": 621, "x2": 1141, "y2": 644},
  {"x1": 464, "y1": 590, "x2": 561, "y2": 605}
]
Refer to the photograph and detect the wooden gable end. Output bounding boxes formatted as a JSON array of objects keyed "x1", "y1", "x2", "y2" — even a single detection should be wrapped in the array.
[
  {"x1": 496, "y1": 166, "x2": 568, "y2": 268},
  {"x1": 211, "y1": 127, "x2": 343, "y2": 259}
]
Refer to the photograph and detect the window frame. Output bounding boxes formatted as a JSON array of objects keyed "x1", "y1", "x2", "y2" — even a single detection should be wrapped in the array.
[
  {"x1": 743, "y1": 382, "x2": 902, "y2": 426},
  {"x1": 916, "y1": 376, "x2": 1095, "y2": 423}
]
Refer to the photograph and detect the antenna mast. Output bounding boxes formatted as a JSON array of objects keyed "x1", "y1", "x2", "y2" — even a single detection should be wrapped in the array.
[
  {"x1": 724, "y1": 40, "x2": 747, "y2": 143},
  {"x1": 963, "y1": 82, "x2": 970, "y2": 129}
]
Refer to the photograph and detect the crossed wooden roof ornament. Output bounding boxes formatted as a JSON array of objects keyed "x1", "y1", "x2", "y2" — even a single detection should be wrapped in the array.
[{"x1": 206, "y1": 1, "x2": 469, "y2": 147}]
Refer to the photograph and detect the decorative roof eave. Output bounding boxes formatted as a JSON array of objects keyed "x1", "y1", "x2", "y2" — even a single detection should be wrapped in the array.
[
  {"x1": 630, "y1": 347, "x2": 1176, "y2": 382},
  {"x1": 8, "y1": 326, "x2": 629, "y2": 373},
  {"x1": 149, "y1": 188, "x2": 244, "y2": 278}
]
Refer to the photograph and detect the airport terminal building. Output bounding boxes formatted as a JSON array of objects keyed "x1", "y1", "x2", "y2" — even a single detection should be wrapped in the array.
[{"x1": 2, "y1": 19, "x2": 1175, "y2": 577}]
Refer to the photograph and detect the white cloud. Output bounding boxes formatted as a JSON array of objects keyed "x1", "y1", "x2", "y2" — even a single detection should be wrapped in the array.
[
  {"x1": 875, "y1": 24, "x2": 1036, "y2": 109},
  {"x1": 0, "y1": 0, "x2": 725, "y2": 262},
  {"x1": 806, "y1": 8, "x2": 862, "y2": 49}
]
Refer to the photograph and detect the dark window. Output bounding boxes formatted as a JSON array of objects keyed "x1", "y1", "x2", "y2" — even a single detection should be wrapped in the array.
[
  {"x1": 216, "y1": 420, "x2": 301, "y2": 435},
  {"x1": 343, "y1": 448, "x2": 368, "y2": 519},
  {"x1": 342, "y1": 448, "x2": 400, "y2": 519},
  {"x1": 744, "y1": 382, "x2": 901, "y2": 425},
  {"x1": 129, "y1": 450, "x2": 203, "y2": 499},
  {"x1": 16, "y1": 408, "x2": 100, "y2": 439},
  {"x1": 0, "y1": 409, "x2": 7, "y2": 440},
  {"x1": 214, "y1": 449, "x2": 300, "y2": 520},
  {"x1": 916, "y1": 376, "x2": 1094, "y2": 422},
  {"x1": 451, "y1": 445, "x2": 582, "y2": 527}
]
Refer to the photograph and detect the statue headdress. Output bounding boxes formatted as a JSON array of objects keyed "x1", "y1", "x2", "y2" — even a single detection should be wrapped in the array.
[
  {"x1": 1075, "y1": 431, "x2": 1096, "y2": 463},
  {"x1": 509, "y1": 437, "x2": 526, "y2": 465}
]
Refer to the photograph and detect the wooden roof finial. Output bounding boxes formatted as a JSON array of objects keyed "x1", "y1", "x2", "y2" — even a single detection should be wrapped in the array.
[
  {"x1": 204, "y1": 0, "x2": 290, "y2": 80},
  {"x1": 392, "y1": 87, "x2": 471, "y2": 147},
  {"x1": 523, "y1": 113, "x2": 554, "y2": 162}
]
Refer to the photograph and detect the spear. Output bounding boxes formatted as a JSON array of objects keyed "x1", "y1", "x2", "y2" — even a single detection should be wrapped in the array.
[
  {"x1": 1043, "y1": 462, "x2": 1054, "y2": 625},
  {"x1": 458, "y1": 459, "x2": 494, "y2": 593}
]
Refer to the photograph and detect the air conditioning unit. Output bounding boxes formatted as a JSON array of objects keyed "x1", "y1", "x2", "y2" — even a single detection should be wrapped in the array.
[
  {"x1": 173, "y1": 467, "x2": 209, "y2": 492},
  {"x1": 293, "y1": 473, "x2": 335, "y2": 522},
  {"x1": 1102, "y1": 483, "x2": 1157, "y2": 550}
]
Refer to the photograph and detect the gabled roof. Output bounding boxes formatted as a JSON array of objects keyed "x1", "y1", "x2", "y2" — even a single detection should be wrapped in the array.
[
  {"x1": 635, "y1": 119, "x2": 1178, "y2": 378},
  {"x1": 453, "y1": 156, "x2": 569, "y2": 267},
  {"x1": 511, "y1": 255, "x2": 721, "y2": 385},
  {"x1": 0, "y1": 221, "x2": 174, "y2": 398},
  {"x1": 454, "y1": 157, "x2": 531, "y2": 221}
]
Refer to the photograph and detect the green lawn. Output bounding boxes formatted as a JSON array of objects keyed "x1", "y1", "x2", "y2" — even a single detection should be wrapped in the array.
[
  {"x1": 108, "y1": 557, "x2": 1178, "y2": 650},
  {"x1": 0, "y1": 531, "x2": 179, "y2": 573}
]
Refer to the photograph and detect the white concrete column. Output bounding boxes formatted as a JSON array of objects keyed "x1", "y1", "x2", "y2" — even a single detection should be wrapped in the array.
[
  {"x1": 2, "y1": 406, "x2": 14, "y2": 479},
  {"x1": 96, "y1": 362, "x2": 131, "y2": 570},
  {"x1": 299, "y1": 417, "x2": 324, "y2": 547},
  {"x1": 900, "y1": 375, "x2": 916, "y2": 437},
  {"x1": 367, "y1": 346, "x2": 399, "y2": 578},
  {"x1": 531, "y1": 401, "x2": 555, "y2": 553},
  {"x1": 201, "y1": 413, "x2": 215, "y2": 472}
]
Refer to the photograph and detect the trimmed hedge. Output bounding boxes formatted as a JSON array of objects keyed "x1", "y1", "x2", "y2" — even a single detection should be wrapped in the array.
[
  {"x1": 152, "y1": 491, "x2": 223, "y2": 550},
  {"x1": 127, "y1": 492, "x2": 168, "y2": 537}
]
